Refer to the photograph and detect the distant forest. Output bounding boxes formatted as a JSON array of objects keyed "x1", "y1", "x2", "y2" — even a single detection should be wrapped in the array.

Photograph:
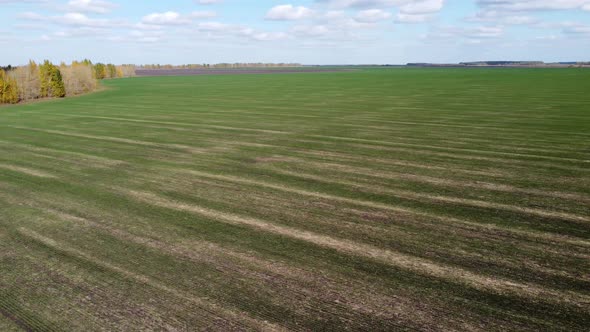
[{"x1": 137, "y1": 63, "x2": 302, "y2": 69}]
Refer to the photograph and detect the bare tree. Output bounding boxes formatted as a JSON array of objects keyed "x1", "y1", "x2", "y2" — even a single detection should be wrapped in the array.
[
  {"x1": 60, "y1": 61, "x2": 97, "y2": 96},
  {"x1": 8, "y1": 60, "x2": 41, "y2": 101}
]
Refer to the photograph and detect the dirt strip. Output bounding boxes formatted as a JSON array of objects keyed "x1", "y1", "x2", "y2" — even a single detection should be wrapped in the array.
[
  {"x1": 120, "y1": 188, "x2": 590, "y2": 308},
  {"x1": 299, "y1": 160, "x2": 590, "y2": 202},
  {"x1": 171, "y1": 168, "x2": 590, "y2": 248},
  {"x1": 271, "y1": 168, "x2": 590, "y2": 223},
  {"x1": 17, "y1": 228, "x2": 286, "y2": 332},
  {"x1": 0, "y1": 164, "x2": 56, "y2": 178}
]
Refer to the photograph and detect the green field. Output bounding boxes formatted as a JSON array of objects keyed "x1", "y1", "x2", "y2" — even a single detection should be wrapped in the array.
[{"x1": 1, "y1": 68, "x2": 589, "y2": 331}]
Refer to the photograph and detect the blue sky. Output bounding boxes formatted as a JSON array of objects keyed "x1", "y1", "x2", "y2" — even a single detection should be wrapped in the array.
[{"x1": 1, "y1": 0, "x2": 590, "y2": 65}]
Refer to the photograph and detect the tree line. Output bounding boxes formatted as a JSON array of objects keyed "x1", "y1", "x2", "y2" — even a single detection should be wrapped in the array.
[
  {"x1": 0, "y1": 60, "x2": 135, "y2": 105},
  {"x1": 138, "y1": 63, "x2": 302, "y2": 70}
]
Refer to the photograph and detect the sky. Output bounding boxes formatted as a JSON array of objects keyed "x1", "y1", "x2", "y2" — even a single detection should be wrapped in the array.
[{"x1": 1, "y1": 0, "x2": 590, "y2": 65}]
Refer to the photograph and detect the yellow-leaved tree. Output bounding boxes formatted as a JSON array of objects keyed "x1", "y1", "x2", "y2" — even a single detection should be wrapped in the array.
[{"x1": 0, "y1": 69, "x2": 19, "y2": 104}]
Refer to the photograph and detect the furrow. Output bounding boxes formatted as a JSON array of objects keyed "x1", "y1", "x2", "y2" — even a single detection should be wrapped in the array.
[
  {"x1": 0, "y1": 163, "x2": 56, "y2": 179},
  {"x1": 308, "y1": 135, "x2": 590, "y2": 163},
  {"x1": 5, "y1": 126, "x2": 206, "y2": 154},
  {"x1": 302, "y1": 161, "x2": 590, "y2": 203},
  {"x1": 21, "y1": 113, "x2": 290, "y2": 135},
  {"x1": 272, "y1": 168, "x2": 590, "y2": 224},
  {"x1": 119, "y1": 189, "x2": 590, "y2": 308},
  {"x1": 0, "y1": 140, "x2": 125, "y2": 167},
  {"x1": 16, "y1": 228, "x2": 286, "y2": 332},
  {"x1": 45, "y1": 209, "x2": 450, "y2": 330},
  {"x1": 171, "y1": 168, "x2": 590, "y2": 247}
]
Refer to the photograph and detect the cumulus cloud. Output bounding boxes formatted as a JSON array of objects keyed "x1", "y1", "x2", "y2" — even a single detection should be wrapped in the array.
[
  {"x1": 190, "y1": 11, "x2": 217, "y2": 19},
  {"x1": 468, "y1": 0, "x2": 590, "y2": 35},
  {"x1": 291, "y1": 24, "x2": 331, "y2": 37},
  {"x1": 285, "y1": 9, "x2": 380, "y2": 42},
  {"x1": 313, "y1": 0, "x2": 445, "y2": 24},
  {"x1": 266, "y1": 5, "x2": 314, "y2": 20},
  {"x1": 394, "y1": 0, "x2": 444, "y2": 23},
  {"x1": 60, "y1": 12, "x2": 111, "y2": 26},
  {"x1": 248, "y1": 31, "x2": 289, "y2": 41},
  {"x1": 538, "y1": 21, "x2": 590, "y2": 35},
  {"x1": 399, "y1": 0, "x2": 443, "y2": 14},
  {"x1": 19, "y1": 11, "x2": 125, "y2": 28},
  {"x1": 18, "y1": 11, "x2": 45, "y2": 20},
  {"x1": 307, "y1": 1, "x2": 445, "y2": 26},
  {"x1": 355, "y1": 9, "x2": 392, "y2": 22},
  {"x1": 192, "y1": 21, "x2": 290, "y2": 42},
  {"x1": 425, "y1": 25, "x2": 504, "y2": 41},
  {"x1": 196, "y1": 21, "x2": 233, "y2": 32},
  {"x1": 64, "y1": 0, "x2": 117, "y2": 14},
  {"x1": 0, "y1": 0, "x2": 47, "y2": 3},
  {"x1": 142, "y1": 12, "x2": 185, "y2": 25},
  {"x1": 563, "y1": 24, "x2": 590, "y2": 34},
  {"x1": 466, "y1": 10, "x2": 538, "y2": 25},
  {"x1": 477, "y1": 0, "x2": 590, "y2": 12},
  {"x1": 315, "y1": 0, "x2": 400, "y2": 8},
  {"x1": 396, "y1": 13, "x2": 431, "y2": 23},
  {"x1": 101, "y1": 28, "x2": 167, "y2": 43},
  {"x1": 141, "y1": 11, "x2": 216, "y2": 25}
]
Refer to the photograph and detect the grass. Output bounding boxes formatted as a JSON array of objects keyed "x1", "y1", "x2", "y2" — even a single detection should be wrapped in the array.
[{"x1": 0, "y1": 68, "x2": 589, "y2": 331}]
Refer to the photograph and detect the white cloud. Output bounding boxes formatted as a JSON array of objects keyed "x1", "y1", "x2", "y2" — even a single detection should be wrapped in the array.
[
  {"x1": 399, "y1": 0, "x2": 443, "y2": 14},
  {"x1": 321, "y1": 10, "x2": 347, "y2": 20},
  {"x1": 61, "y1": 12, "x2": 108, "y2": 26},
  {"x1": 19, "y1": 10, "x2": 128, "y2": 30},
  {"x1": 249, "y1": 31, "x2": 289, "y2": 41},
  {"x1": 13, "y1": 23, "x2": 47, "y2": 30},
  {"x1": 197, "y1": 21, "x2": 231, "y2": 31},
  {"x1": 55, "y1": 27, "x2": 109, "y2": 37},
  {"x1": 534, "y1": 35, "x2": 559, "y2": 41},
  {"x1": 468, "y1": 26, "x2": 504, "y2": 38},
  {"x1": 425, "y1": 25, "x2": 504, "y2": 41},
  {"x1": 468, "y1": 0, "x2": 590, "y2": 34},
  {"x1": 476, "y1": 0, "x2": 590, "y2": 12},
  {"x1": 0, "y1": 0, "x2": 47, "y2": 3},
  {"x1": 396, "y1": 13, "x2": 432, "y2": 23},
  {"x1": 266, "y1": 5, "x2": 314, "y2": 20},
  {"x1": 466, "y1": 10, "x2": 538, "y2": 25},
  {"x1": 189, "y1": 11, "x2": 217, "y2": 19},
  {"x1": 192, "y1": 21, "x2": 290, "y2": 42},
  {"x1": 312, "y1": 0, "x2": 446, "y2": 24},
  {"x1": 315, "y1": 0, "x2": 400, "y2": 8},
  {"x1": 564, "y1": 25, "x2": 590, "y2": 34},
  {"x1": 142, "y1": 12, "x2": 187, "y2": 25},
  {"x1": 20, "y1": 11, "x2": 116, "y2": 27},
  {"x1": 392, "y1": 0, "x2": 444, "y2": 23},
  {"x1": 65, "y1": 0, "x2": 117, "y2": 14},
  {"x1": 18, "y1": 11, "x2": 45, "y2": 20},
  {"x1": 104, "y1": 29, "x2": 167, "y2": 43},
  {"x1": 554, "y1": 21, "x2": 590, "y2": 35},
  {"x1": 292, "y1": 24, "x2": 331, "y2": 36},
  {"x1": 141, "y1": 11, "x2": 215, "y2": 25},
  {"x1": 355, "y1": 9, "x2": 392, "y2": 22}
]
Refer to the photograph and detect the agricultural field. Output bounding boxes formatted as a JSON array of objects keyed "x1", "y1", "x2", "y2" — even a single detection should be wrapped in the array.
[{"x1": 0, "y1": 68, "x2": 589, "y2": 331}]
